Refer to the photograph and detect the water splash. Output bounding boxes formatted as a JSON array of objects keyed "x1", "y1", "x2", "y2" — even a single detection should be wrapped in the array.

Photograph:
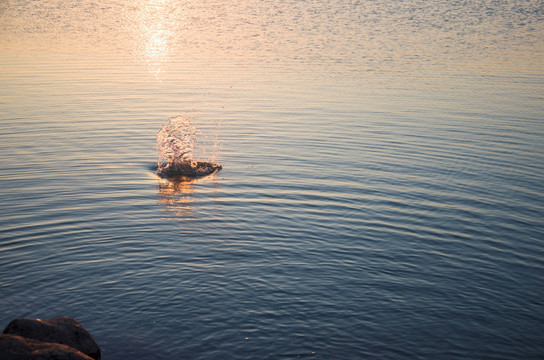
[{"x1": 156, "y1": 115, "x2": 222, "y2": 179}]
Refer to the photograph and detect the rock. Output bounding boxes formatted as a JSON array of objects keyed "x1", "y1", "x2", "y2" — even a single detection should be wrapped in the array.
[
  {"x1": 0, "y1": 334, "x2": 94, "y2": 360},
  {"x1": 2, "y1": 317, "x2": 101, "y2": 360}
]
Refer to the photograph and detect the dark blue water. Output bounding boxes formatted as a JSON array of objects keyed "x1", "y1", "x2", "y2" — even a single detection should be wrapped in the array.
[{"x1": 1, "y1": 1, "x2": 544, "y2": 359}]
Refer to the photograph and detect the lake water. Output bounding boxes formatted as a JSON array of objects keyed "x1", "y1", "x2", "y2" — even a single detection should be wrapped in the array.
[{"x1": 1, "y1": 0, "x2": 544, "y2": 359}]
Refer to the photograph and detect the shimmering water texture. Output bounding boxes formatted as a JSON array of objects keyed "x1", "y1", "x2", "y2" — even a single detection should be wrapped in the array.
[
  {"x1": 156, "y1": 116, "x2": 222, "y2": 180},
  {"x1": 1, "y1": 0, "x2": 544, "y2": 359}
]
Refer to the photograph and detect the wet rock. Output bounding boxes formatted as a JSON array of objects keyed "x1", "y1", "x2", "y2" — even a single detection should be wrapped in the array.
[
  {"x1": 2, "y1": 317, "x2": 100, "y2": 360},
  {"x1": 0, "y1": 334, "x2": 93, "y2": 360}
]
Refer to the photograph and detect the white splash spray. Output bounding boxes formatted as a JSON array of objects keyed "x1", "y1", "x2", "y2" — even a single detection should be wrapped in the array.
[
  {"x1": 156, "y1": 115, "x2": 222, "y2": 179},
  {"x1": 156, "y1": 115, "x2": 196, "y2": 167}
]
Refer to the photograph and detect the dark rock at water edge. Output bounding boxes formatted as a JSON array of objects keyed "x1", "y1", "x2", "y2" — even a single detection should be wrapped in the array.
[
  {"x1": 157, "y1": 160, "x2": 222, "y2": 180},
  {"x1": 1, "y1": 317, "x2": 100, "y2": 360},
  {"x1": 0, "y1": 334, "x2": 94, "y2": 360}
]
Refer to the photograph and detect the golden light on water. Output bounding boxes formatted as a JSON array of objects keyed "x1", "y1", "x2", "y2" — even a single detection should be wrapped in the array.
[
  {"x1": 133, "y1": 0, "x2": 182, "y2": 79},
  {"x1": 157, "y1": 178, "x2": 195, "y2": 219},
  {"x1": 142, "y1": 27, "x2": 170, "y2": 77}
]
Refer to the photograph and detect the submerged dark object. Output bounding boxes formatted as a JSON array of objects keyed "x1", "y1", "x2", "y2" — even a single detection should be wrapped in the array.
[{"x1": 157, "y1": 160, "x2": 222, "y2": 180}]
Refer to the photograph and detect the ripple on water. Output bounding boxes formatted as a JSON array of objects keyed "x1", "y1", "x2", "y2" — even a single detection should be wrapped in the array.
[{"x1": 1, "y1": 0, "x2": 544, "y2": 359}]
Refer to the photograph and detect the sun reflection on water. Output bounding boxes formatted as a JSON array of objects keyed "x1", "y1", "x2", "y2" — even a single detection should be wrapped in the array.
[{"x1": 133, "y1": 0, "x2": 184, "y2": 79}]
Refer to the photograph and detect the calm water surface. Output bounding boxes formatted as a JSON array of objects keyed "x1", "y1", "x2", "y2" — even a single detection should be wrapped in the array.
[{"x1": 1, "y1": 0, "x2": 544, "y2": 359}]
